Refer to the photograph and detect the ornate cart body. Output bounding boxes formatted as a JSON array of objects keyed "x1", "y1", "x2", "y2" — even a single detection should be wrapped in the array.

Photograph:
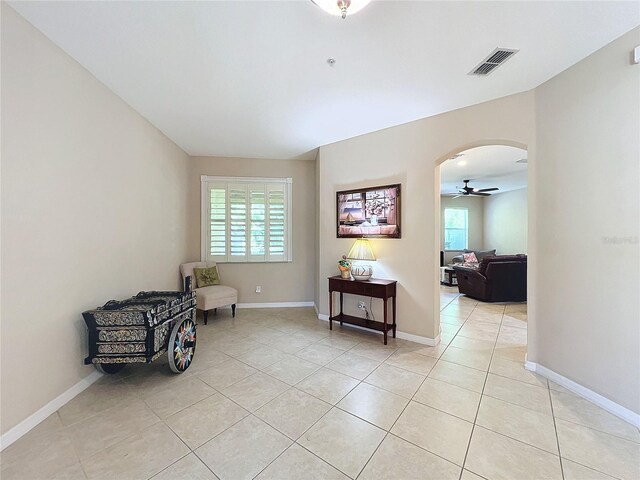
[{"x1": 82, "y1": 286, "x2": 197, "y2": 374}]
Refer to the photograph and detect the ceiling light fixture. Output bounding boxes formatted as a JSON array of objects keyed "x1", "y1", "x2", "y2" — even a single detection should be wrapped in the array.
[
  {"x1": 457, "y1": 160, "x2": 467, "y2": 166},
  {"x1": 312, "y1": 0, "x2": 371, "y2": 19}
]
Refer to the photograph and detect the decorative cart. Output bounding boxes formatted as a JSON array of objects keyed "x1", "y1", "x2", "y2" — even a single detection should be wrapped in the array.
[{"x1": 82, "y1": 281, "x2": 197, "y2": 374}]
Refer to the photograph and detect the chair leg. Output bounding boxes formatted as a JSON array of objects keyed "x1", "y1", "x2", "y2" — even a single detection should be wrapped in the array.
[
  {"x1": 203, "y1": 310, "x2": 208, "y2": 325},
  {"x1": 232, "y1": 304, "x2": 236, "y2": 318}
]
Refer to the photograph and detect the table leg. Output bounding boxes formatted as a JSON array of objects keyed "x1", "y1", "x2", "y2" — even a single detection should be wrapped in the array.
[
  {"x1": 383, "y1": 297, "x2": 388, "y2": 345},
  {"x1": 339, "y1": 292, "x2": 344, "y2": 326},
  {"x1": 392, "y1": 295, "x2": 397, "y2": 338},
  {"x1": 329, "y1": 291, "x2": 333, "y2": 331}
]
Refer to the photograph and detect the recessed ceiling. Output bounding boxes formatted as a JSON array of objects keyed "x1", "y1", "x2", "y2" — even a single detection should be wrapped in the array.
[
  {"x1": 8, "y1": 1, "x2": 640, "y2": 159},
  {"x1": 440, "y1": 145, "x2": 527, "y2": 195}
]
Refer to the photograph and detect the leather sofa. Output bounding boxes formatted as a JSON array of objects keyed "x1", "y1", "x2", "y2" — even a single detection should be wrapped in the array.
[{"x1": 453, "y1": 255, "x2": 527, "y2": 302}]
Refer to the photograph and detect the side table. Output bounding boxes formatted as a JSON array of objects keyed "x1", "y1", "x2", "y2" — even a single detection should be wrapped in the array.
[{"x1": 328, "y1": 276, "x2": 397, "y2": 345}]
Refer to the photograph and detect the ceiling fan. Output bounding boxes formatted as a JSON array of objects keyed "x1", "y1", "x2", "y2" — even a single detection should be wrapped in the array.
[{"x1": 452, "y1": 179, "x2": 499, "y2": 198}]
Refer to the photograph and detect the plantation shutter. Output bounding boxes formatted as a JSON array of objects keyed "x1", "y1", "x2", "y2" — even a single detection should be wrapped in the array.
[
  {"x1": 228, "y1": 184, "x2": 248, "y2": 262},
  {"x1": 202, "y1": 177, "x2": 291, "y2": 263},
  {"x1": 249, "y1": 185, "x2": 266, "y2": 261},
  {"x1": 267, "y1": 183, "x2": 286, "y2": 262},
  {"x1": 208, "y1": 185, "x2": 227, "y2": 262}
]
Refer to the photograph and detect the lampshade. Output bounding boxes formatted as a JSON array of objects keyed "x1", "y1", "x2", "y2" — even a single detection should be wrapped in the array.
[
  {"x1": 346, "y1": 238, "x2": 376, "y2": 261},
  {"x1": 311, "y1": 0, "x2": 371, "y2": 19}
]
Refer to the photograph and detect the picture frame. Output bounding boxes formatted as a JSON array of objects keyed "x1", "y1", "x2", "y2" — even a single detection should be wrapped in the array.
[{"x1": 336, "y1": 184, "x2": 401, "y2": 238}]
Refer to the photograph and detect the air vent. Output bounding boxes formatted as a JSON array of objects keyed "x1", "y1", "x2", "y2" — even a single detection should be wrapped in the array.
[{"x1": 469, "y1": 48, "x2": 519, "y2": 76}]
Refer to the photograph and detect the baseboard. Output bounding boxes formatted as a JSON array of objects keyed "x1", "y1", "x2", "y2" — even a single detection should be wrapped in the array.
[
  {"x1": 525, "y1": 360, "x2": 640, "y2": 428},
  {"x1": 398, "y1": 331, "x2": 439, "y2": 347},
  {"x1": 0, "y1": 370, "x2": 103, "y2": 451},
  {"x1": 316, "y1": 314, "x2": 437, "y2": 346},
  {"x1": 234, "y1": 301, "x2": 315, "y2": 309}
]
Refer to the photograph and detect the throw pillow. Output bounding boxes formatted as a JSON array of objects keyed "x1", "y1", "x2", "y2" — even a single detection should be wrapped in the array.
[
  {"x1": 463, "y1": 252, "x2": 478, "y2": 264},
  {"x1": 193, "y1": 265, "x2": 221, "y2": 288}
]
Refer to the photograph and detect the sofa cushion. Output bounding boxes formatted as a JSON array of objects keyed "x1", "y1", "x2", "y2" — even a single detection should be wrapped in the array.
[
  {"x1": 478, "y1": 254, "x2": 526, "y2": 275},
  {"x1": 196, "y1": 285, "x2": 237, "y2": 300},
  {"x1": 195, "y1": 285, "x2": 238, "y2": 311},
  {"x1": 464, "y1": 249, "x2": 496, "y2": 260}
]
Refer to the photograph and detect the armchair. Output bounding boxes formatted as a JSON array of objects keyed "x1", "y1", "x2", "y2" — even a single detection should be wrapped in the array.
[
  {"x1": 180, "y1": 262, "x2": 238, "y2": 324},
  {"x1": 453, "y1": 255, "x2": 527, "y2": 302}
]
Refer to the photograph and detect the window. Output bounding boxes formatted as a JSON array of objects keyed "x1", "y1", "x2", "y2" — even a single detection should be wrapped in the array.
[
  {"x1": 201, "y1": 176, "x2": 292, "y2": 263},
  {"x1": 443, "y1": 208, "x2": 468, "y2": 250}
]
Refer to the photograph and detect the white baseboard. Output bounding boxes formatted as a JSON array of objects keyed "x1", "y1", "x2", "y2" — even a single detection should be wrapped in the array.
[
  {"x1": 525, "y1": 360, "x2": 640, "y2": 428},
  {"x1": 316, "y1": 314, "x2": 438, "y2": 346},
  {"x1": 0, "y1": 370, "x2": 103, "y2": 451},
  {"x1": 398, "y1": 331, "x2": 439, "y2": 346},
  {"x1": 234, "y1": 301, "x2": 315, "y2": 309}
]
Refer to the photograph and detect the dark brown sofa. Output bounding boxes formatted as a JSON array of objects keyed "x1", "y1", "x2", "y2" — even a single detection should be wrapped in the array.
[{"x1": 453, "y1": 255, "x2": 527, "y2": 302}]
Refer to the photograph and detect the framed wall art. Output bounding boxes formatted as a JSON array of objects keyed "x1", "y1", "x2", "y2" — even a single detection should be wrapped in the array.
[{"x1": 336, "y1": 184, "x2": 401, "y2": 238}]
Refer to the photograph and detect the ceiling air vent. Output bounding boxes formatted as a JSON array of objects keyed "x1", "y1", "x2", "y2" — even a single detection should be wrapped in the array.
[{"x1": 469, "y1": 48, "x2": 519, "y2": 76}]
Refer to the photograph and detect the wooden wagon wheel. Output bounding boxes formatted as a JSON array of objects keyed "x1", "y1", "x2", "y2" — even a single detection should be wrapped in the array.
[{"x1": 168, "y1": 316, "x2": 196, "y2": 373}]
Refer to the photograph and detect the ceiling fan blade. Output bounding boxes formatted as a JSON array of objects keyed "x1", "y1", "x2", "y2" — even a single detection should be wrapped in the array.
[
  {"x1": 471, "y1": 192, "x2": 491, "y2": 196},
  {"x1": 476, "y1": 188, "x2": 499, "y2": 192}
]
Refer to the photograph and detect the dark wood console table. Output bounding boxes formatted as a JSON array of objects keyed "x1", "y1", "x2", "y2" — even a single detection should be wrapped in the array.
[{"x1": 328, "y1": 276, "x2": 397, "y2": 345}]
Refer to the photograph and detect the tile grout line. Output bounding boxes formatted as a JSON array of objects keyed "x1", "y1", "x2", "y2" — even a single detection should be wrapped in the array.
[
  {"x1": 255, "y1": 318, "x2": 450, "y2": 479},
  {"x1": 146, "y1": 450, "x2": 193, "y2": 480},
  {"x1": 548, "y1": 384, "x2": 566, "y2": 480},
  {"x1": 24, "y1": 304, "x2": 622, "y2": 480},
  {"x1": 354, "y1": 357, "x2": 445, "y2": 478},
  {"x1": 457, "y1": 302, "x2": 504, "y2": 480},
  {"x1": 354, "y1": 299, "x2": 470, "y2": 475},
  {"x1": 183, "y1": 305, "x2": 583, "y2": 478}
]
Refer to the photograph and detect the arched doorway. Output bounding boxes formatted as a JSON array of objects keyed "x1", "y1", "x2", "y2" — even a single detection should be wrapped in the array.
[{"x1": 433, "y1": 142, "x2": 530, "y2": 367}]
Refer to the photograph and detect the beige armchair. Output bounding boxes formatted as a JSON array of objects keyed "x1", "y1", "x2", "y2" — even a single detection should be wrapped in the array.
[{"x1": 180, "y1": 261, "x2": 238, "y2": 324}]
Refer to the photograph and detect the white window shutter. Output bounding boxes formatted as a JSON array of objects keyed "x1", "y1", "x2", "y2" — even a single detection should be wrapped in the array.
[
  {"x1": 201, "y1": 176, "x2": 292, "y2": 263},
  {"x1": 228, "y1": 184, "x2": 248, "y2": 262},
  {"x1": 249, "y1": 185, "x2": 266, "y2": 262},
  {"x1": 267, "y1": 183, "x2": 286, "y2": 262},
  {"x1": 208, "y1": 184, "x2": 227, "y2": 262}
]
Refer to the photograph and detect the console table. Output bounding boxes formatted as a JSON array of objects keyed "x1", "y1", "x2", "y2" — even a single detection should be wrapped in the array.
[{"x1": 328, "y1": 276, "x2": 397, "y2": 345}]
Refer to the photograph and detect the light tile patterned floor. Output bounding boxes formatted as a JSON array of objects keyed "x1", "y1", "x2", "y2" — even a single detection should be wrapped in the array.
[{"x1": 2, "y1": 289, "x2": 639, "y2": 480}]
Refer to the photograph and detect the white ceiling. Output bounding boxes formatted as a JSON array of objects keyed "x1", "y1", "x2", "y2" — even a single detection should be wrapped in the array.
[
  {"x1": 440, "y1": 145, "x2": 527, "y2": 195},
  {"x1": 9, "y1": 1, "x2": 640, "y2": 159}
]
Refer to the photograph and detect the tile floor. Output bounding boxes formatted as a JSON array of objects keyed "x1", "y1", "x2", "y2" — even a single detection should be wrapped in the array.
[{"x1": 2, "y1": 288, "x2": 639, "y2": 480}]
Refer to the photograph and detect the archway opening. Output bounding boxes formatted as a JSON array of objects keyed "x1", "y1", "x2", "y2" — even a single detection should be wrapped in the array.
[{"x1": 435, "y1": 143, "x2": 529, "y2": 365}]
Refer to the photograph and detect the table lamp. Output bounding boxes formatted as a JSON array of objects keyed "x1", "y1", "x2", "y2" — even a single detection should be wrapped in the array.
[{"x1": 347, "y1": 238, "x2": 376, "y2": 281}]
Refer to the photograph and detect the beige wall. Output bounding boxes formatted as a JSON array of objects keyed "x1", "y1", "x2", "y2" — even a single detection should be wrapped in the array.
[
  {"x1": 483, "y1": 188, "x2": 528, "y2": 254},
  {"x1": 532, "y1": 28, "x2": 640, "y2": 413},
  {"x1": 1, "y1": 6, "x2": 191, "y2": 434},
  {"x1": 440, "y1": 195, "x2": 485, "y2": 264},
  {"x1": 187, "y1": 157, "x2": 316, "y2": 304},
  {"x1": 317, "y1": 92, "x2": 535, "y2": 340}
]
